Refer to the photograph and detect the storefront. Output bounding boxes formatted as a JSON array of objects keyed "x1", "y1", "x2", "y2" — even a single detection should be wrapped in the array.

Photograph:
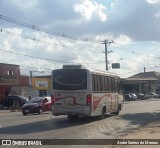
[
  {"x1": 32, "y1": 76, "x2": 51, "y2": 97},
  {"x1": 122, "y1": 77, "x2": 157, "y2": 94},
  {"x1": 123, "y1": 71, "x2": 160, "y2": 94}
]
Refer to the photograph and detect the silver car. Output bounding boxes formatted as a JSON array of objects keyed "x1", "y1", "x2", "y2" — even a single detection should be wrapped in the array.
[{"x1": 146, "y1": 92, "x2": 159, "y2": 99}]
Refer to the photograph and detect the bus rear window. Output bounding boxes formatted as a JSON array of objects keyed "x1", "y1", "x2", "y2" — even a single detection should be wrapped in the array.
[{"x1": 52, "y1": 69, "x2": 87, "y2": 90}]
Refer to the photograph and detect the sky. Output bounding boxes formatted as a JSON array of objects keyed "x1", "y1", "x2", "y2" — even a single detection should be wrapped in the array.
[{"x1": 0, "y1": 0, "x2": 160, "y2": 78}]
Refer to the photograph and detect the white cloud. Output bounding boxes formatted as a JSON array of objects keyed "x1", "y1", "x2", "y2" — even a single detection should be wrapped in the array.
[
  {"x1": 155, "y1": 11, "x2": 160, "y2": 18},
  {"x1": 0, "y1": 27, "x2": 107, "y2": 75},
  {"x1": 1, "y1": 1, "x2": 160, "y2": 78},
  {"x1": 146, "y1": 0, "x2": 160, "y2": 4},
  {"x1": 108, "y1": 53, "x2": 122, "y2": 64},
  {"x1": 74, "y1": 0, "x2": 107, "y2": 21},
  {"x1": 11, "y1": 0, "x2": 39, "y2": 10},
  {"x1": 114, "y1": 35, "x2": 132, "y2": 46}
]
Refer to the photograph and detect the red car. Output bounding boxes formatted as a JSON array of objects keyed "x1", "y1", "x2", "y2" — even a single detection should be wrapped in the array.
[{"x1": 22, "y1": 97, "x2": 51, "y2": 115}]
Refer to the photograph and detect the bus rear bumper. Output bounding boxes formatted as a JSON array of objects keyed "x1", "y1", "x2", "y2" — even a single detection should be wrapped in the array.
[{"x1": 52, "y1": 106, "x2": 91, "y2": 116}]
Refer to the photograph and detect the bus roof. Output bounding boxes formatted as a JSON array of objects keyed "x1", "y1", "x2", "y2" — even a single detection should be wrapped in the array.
[
  {"x1": 89, "y1": 69, "x2": 119, "y2": 77},
  {"x1": 52, "y1": 65, "x2": 119, "y2": 77}
]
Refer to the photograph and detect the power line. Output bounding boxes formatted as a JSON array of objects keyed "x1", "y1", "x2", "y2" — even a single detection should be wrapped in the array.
[
  {"x1": 119, "y1": 64, "x2": 160, "y2": 77},
  {"x1": 2, "y1": 28, "x2": 159, "y2": 72},
  {"x1": 0, "y1": 42, "x2": 73, "y2": 60},
  {"x1": 112, "y1": 42, "x2": 138, "y2": 54},
  {"x1": 0, "y1": 46, "x2": 104, "y2": 65},
  {"x1": 0, "y1": 48, "x2": 75, "y2": 64},
  {"x1": 0, "y1": 28, "x2": 104, "y2": 54},
  {"x1": 0, "y1": 14, "x2": 102, "y2": 43},
  {"x1": 112, "y1": 42, "x2": 158, "y2": 62},
  {"x1": 0, "y1": 28, "x2": 65, "y2": 47}
]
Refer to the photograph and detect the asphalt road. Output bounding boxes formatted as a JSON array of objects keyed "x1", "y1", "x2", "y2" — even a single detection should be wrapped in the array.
[{"x1": 0, "y1": 99, "x2": 160, "y2": 147}]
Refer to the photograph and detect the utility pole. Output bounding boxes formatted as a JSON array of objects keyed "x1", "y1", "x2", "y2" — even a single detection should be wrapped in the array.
[
  {"x1": 29, "y1": 71, "x2": 33, "y2": 98},
  {"x1": 102, "y1": 40, "x2": 113, "y2": 70}
]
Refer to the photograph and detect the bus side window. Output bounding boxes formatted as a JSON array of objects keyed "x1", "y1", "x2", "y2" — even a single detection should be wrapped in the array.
[
  {"x1": 97, "y1": 75, "x2": 101, "y2": 92},
  {"x1": 101, "y1": 75, "x2": 105, "y2": 92},
  {"x1": 105, "y1": 76, "x2": 109, "y2": 92},
  {"x1": 112, "y1": 77, "x2": 115, "y2": 92},
  {"x1": 91, "y1": 74, "x2": 94, "y2": 92},
  {"x1": 115, "y1": 79, "x2": 118, "y2": 93},
  {"x1": 93, "y1": 74, "x2": 98, "y2": 92},
  {"x1": 108, "y1": 76, "x2": 111, "y2": 92},
  {"x1": 110, "y1": 77, "x2": 113, "y2": 92},
  {"x1": 92, "y1": 74, "x2": 96, "y2": 92},
  {"x1": 118, "y1": 81, "x2": 121, "y2": 93}
]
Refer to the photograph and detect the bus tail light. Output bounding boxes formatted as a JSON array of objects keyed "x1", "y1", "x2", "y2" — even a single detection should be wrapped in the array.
[
  {"x1": 86, "y1": 95, "x2": 92, "y2": 106},
  {"x1": 51, "y1": 94, "x2": 55, "y2": 105}
]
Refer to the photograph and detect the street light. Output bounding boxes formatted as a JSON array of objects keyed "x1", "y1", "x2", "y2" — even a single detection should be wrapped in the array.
[{"x1": 29, "y1": 70, "x2": 45, "y2": 97}]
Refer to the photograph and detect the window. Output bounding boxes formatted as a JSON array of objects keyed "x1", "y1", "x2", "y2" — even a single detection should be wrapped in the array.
[
  {"x1": 115, "y1": 79, "x2": 118, "y2": 93},
  {"x1": 104, "y1": 76, "x2": 108, "y2": 92},
  {"x1": 117, "y1": 81, "x2": 121, "y2": 92},
  {"x1": 108, "y1": 77, "x2": 112, "y2": 92},
  {"x1": 101, "y1": 76, "x2": 105, "y2": 92},
  {"x1": 53, "y1": 69, "x2": 87, "y2": 90},
  {"x1": 93, "y1": 75, "x2": 98, "y2": 92},
  {"x1": 8, "y1": 70, "x2": 14, "y2": 75},
  {"x1": 111, "y1": 77, "x2": 115, "y2": 92},
  {"x1": 92, "y1": 74, "x2": 121, "y2": 93},
  {"x1": 92, "y1": 74, "x2": 96, "y2": 92},
  {"x1": 97, "y1": 75, "x2": 101, "y2": 92}
]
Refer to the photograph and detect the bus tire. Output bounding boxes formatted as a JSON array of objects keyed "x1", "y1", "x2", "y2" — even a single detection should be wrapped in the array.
[
  {"x1": 119, "y1": 104, "x2": 122, "y2": 110},
  {"x1": 100, "y1": 107, "x2": 106, "y2": 120},
  {"x1": 113, "y1": 110, "x2": 119, "y2": 115},
  {"x1": 113, "y1": 104, "x2": 121, "y2": 115}
]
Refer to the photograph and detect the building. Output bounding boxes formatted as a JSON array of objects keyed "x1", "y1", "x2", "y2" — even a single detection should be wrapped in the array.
[
  {"x1": 0, "y1": 63, "x2": 30, "y2": 100},
  {"x1": 122, "y1": 71, "x2": 160, "y2": 94},
  {"x1": 31, "y1": 75, "x2": 51, "y2": 97}
]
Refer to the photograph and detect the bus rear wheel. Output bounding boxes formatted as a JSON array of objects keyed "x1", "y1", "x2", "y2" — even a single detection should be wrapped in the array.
[
  {"x1": 113, "y1": 104, "x2": 121, "y2": 115},
  {"x1": 113, "y1": 110, "x2": 119, "y2": 115},
  {"x1": 100, "y1": 107, "x2": 106, "y2": 120}
]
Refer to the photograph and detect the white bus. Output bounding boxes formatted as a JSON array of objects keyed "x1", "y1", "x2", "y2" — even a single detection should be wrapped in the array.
[{"x1": 51, "y1": 65, "x2": 123, "y2": 119}]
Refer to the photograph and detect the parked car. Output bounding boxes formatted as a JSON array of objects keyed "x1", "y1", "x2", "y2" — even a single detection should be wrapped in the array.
[
  {"x1": 0, "y1": 95, "x2": 29, "y2": 109},
  {"x1": 137, "y1": 93, "x2": 145, "y2": 100},
  {"x1": 125, "y1": 93, "x2": 137, "y2": 101},
  {"x1": 22, "y1": 96, "x2": 51, "y2": 115},
  {"x1": 145, "y1": 92, "x2": 159, "y2": 99}
]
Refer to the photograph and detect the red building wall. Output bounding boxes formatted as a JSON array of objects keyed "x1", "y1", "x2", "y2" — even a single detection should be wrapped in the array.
[
  {"x1": 0, "y1": 63, "x2": 21, "y2": 100},
  {"x1": 0, "y1": 63, "x2": 20, "y2": 76},
  {"x1": 20, "y1": 75, "x2": 29, "y2": 86}
]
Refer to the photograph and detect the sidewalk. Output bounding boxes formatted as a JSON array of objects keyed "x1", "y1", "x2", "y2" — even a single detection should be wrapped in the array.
[
  {"x1": 113, "y1": 118, "x2": 160, "y2": 148},
  {"x1": 0, "y1": 109, "x2": 22, "y2": 117}
]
